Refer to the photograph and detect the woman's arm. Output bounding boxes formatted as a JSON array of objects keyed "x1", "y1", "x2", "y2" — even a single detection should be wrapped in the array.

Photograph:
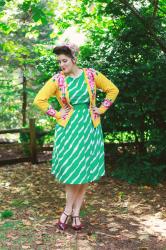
[
  {"x1": 94, "y1": 70, "x2": 119, "y2": 114},
  {"x1": 32, "y1": 77, "x2": 61, "y2": 119}
]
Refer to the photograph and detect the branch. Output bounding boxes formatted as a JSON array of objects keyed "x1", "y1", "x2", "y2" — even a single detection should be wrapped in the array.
[
  {"x1": 149, "y1": 0, "x2": 166, "y2": 15},
  {"x1": 119, "y1": 0, "x2": 166, "y2": 53},
  {"x1": 152, "y1": 0, "x2": 158, "y2": 19}
]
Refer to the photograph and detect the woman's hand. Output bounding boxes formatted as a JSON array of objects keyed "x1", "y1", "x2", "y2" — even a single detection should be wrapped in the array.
[
  {"x1": 92, "y1": 106, "x2": 101, "y2": 115},
  {"x1": 60, "y1": 106, "x2": 71, "y2": 118}
]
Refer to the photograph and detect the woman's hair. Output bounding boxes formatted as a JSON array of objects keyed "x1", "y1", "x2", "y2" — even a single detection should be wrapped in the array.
[
  {"x1": 53, "y1": 42, "x2": 79, "y2": 59},
  {"x1": 53, "y1": 46, "x2": 74, "y2": 59}
]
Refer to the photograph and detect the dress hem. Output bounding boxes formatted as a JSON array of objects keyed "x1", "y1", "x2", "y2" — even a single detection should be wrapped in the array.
[{"x1": 51, "y1": 172, "x2": 105, "y2": 185}]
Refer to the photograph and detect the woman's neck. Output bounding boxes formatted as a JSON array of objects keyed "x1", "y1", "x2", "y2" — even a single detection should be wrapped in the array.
[{"x1": 65, "y1": 66, "x2": 83, "y2": 78}]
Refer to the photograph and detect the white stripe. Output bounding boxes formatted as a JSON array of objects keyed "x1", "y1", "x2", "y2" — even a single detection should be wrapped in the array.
[
  {"x1": 58, "y1": 122, "x2": 84, "y2": 156},
  {"x1": 55, "y1": 112, "x2": 79, "y2": 145},
  {"x1": 83, "y1": 113, "x2": 89, "y2": 124},
  {"x1": 69, "y1": 83, "x2": 78, "y2": 93},
  {"x1": 78, "y1": 127, "x2": 94, "y2": 183},
  {"x1": 79, "y1": 158, "x2": 90, "y2": 183},
  {"x1": 84, "y1": 128, "x2": 92, "y2": 144},
  {"x1": 93, "y1": 162, "x2": 105, "y2": 180},
  {"x1": 62, "y1": 154, "x2": 86, "y2": 183},
  {"x1": 92, "y1": 137, "x2": 105, "y2": 179},
  {"x1": 68, "y1": 81, "x2": 79, "y2": 96},
  {"x1": 56, "y1": 130, "x2": 64, "y2": 142},
  {"x1": 75, "y1": 83, "x2": 88, "y2": 102},
  {"x1": 72, "y1": 135, "x2": 93, "y2": 183},
  {"x1": 72, "y1": 150, "x2": 90, "y2": 183},
  {"x1": 57, "y1": 145, "x2": 85, "y2": 180},
  {"x1": 51, "y1": 146, "x2": 61, "y2": 174},
  {"x1": 91, "y1": 161, "x2": 100, "y2": 174},
  {"x1": 70, "y1": 80, "x2": 85, "y2": 99},
  {"x1": 91, "y1": 149, "x2": 100, "y2": 166},
  {"x1": 53, "y1": 108, "x2": 86, "y2": 171},
  {"x1": 67, "y1": 77, "x2": 76, "y2": 85},
  {"x1": 56, "y1": 129, "x2": 85, "y2": 176},
  {"x1": 58, "y1": 110, "x2": 85, "y2": 154},
  {"x1": 91, "y1": 151, "x2": 104, "y2": 174},
  {"x1": 58, "y1": 127, "x2": 85, "y2": 163},
  {"x1": 89, "y1": 130, "x2": 100, "y2": 165},
  {"x1": 84, "y1": 120, "x2": 92, "y2": 134}
]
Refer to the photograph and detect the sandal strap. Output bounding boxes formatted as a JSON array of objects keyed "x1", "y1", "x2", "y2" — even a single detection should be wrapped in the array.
[
  {"x1": 72, "y1": 215, "x2": 81, "y2": 225},
  {"x1": 63, "y1": 211, "x2": 70, "y2": 224},
  {"x1": 63, "y1": 211, "x2": 70, "y2": 217}
]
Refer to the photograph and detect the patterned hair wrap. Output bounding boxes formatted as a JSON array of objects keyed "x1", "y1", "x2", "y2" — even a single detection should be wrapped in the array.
[{"x1": 54, "y1": 41, "x2": 79, "y2": 59}]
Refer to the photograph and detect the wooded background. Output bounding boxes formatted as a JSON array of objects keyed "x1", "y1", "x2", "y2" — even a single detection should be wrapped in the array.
[{"x1": 0, "y1": 0, "x2": 165, "y2": 185}]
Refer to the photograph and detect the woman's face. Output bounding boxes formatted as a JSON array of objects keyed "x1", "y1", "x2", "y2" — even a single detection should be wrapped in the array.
[{"x1": 57, "y1": 54, "x2": 75, "y2": 74}]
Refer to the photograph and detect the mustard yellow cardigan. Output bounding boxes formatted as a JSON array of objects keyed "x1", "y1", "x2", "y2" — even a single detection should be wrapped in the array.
[{"x1": 33, "y1": 68, "x2": 119, "y2": 128}]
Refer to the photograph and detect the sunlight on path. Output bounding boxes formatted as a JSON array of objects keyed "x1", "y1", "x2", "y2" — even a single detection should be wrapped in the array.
[{"x1": 140, "y1": 215, "x2": 166, "y2": 237}]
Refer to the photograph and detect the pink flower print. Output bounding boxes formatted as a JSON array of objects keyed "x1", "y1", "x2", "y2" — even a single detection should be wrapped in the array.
[
  {"x1": 90, "y1": 68, "x2": 96, "y2": 74},
  {"x1": 92, "y1": 92, "x2": 95, "y2": 100},
  {"x1": 52, "y1": 73, "x2": 59, "y2": 81},
  {"x1": 102, "y1": 99, "x2": 113, "y2": 108},
  {"x1": 46, "y1": 105, "x2": 56, "y2": 117},
  {"x1": 58, "y1": 75, "x2": 65, "y2": 88},
  {"x1": 62, "y1": 113, "x2": 67, "y2": 120},
  {"x1": 93, "y1": 112, "x2": 99, "y2": 120},
  {"x1": 61, "y1": 86, "x2": 66, "y2": 94},
  {"x1": 86, "y1": 68, "x2": 95, "y2": 90},
  {"x1": 57, "y1": 73, "x2": 66, "y2": 96},
  {"x1": 61, "y1": 96, "x2": 67, "y2": 104}
]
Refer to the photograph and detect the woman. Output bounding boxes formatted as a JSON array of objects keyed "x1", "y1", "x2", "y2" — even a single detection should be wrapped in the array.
[{"x1": 33, "y1": 41, "x2": 119, "y2": 231}]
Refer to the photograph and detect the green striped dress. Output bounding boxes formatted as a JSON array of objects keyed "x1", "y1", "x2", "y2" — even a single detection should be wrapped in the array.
[{"x1": 51, "y1": 70, "x2": 105, "y2": 184}]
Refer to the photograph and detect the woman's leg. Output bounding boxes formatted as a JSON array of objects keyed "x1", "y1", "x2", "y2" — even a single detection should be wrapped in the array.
[
  {"x1": 72, "y1": 183, "x2": 89, "y2": 226},
  {"x1": 59, "y1": 184, "x2": 81, "y2": 223}
]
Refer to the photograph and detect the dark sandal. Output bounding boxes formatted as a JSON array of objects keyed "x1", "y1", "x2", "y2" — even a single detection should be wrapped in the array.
[
  {"x1": 57, "y1": 211, "x2": 71, "y2": 231},
  {"x1": 71, "y1": 215, "x2": 84, "y2": 230}
]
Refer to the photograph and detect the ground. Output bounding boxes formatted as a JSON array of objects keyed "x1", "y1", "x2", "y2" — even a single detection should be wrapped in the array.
[{"x1": 0, "y1": 163, "x2": 166, "y2": 250}]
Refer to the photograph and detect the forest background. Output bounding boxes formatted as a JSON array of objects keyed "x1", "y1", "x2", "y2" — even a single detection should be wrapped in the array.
[{"x1": 0, "y1": 0, "x2": 166, "y2": 185}]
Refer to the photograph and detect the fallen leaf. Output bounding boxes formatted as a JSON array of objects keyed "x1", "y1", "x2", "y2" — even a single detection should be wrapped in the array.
[
  {"x1": 22, "y1": 219, "x2": 32, "y2": 226},
  {"x1": 22, "y1": 245, "x2": 31, "y2": 249},
  {"x1": 35, "y1": 240, "x2": 43, "y2": 245}
]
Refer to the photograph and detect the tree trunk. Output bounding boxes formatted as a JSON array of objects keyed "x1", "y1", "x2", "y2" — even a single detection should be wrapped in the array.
[{"x1": 22, "y1": 74, "x2": 27, "y2": 127}]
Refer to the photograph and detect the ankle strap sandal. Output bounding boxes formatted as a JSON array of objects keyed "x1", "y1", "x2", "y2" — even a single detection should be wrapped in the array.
[
  {"x1": 71, "y1": 215, "x2": 84, "y2": 230},
  {"x1": 57, "y1": 211, "x2": 71, "y2": 231}
]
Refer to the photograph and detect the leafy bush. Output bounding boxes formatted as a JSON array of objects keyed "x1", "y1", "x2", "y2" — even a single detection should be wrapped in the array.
[
  {"x1": 111, "y1": 152, "x2": 166, "y2": 186},
  {"x1": 19, "y1": 125, "x2": 45, "y2": 156}
]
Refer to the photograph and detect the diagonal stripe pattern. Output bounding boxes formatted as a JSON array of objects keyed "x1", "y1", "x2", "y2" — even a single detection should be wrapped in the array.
[{"x1": 51, "y1": 71, "x2": 105, "y2": 184}]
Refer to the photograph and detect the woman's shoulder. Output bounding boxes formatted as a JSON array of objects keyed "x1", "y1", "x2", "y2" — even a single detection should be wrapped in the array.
[
  {"x1": 47, "y1": 71, "x2": 63, "y2": 83},
  {"x1": 84, "y1": 67, "x2": 99, "y2": 75},
  {"x1": 44, "y1": 72, "x2": 61, "y2": 88}
]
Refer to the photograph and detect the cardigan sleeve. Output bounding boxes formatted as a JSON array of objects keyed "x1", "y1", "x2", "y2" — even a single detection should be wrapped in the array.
[
  {"x1": 94, "y1": 70, "x2": 119, "y2": 115},
  {"x1": 32, "y1": 76, "x2": 61, "y2": 119}
]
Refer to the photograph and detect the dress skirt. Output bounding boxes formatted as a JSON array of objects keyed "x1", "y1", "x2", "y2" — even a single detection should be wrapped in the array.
[{"x1": 51, "y1": 70, "x2": 105, "y2": 184}]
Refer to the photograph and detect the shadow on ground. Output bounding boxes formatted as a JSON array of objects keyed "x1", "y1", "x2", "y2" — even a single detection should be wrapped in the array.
[{"x1": 0, "y1": 162, "x2": 166, "y2": 249}]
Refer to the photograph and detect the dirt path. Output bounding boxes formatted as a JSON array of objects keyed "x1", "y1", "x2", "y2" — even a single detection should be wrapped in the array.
[{"x1": 0, "y1": 163, "x2": 166, "y2": 249}]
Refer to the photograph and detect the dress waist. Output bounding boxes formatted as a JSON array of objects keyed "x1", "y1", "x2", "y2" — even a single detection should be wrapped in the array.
[{"x1": 72, "y1": 103, "x2": 89, "y2": 109}]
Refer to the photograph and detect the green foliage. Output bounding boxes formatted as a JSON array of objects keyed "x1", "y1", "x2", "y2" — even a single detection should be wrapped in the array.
[
  {"x1": 111, "y1": 153, "x2": 166, "y2": 186},
  {"x1": 11, "y1": 199, "x2": 30, "y2": 208},
  {"x1": 0, "y1": 210, "x2": 13, "y2": 219},
  {"x1": 19, "y1": 125, "x2": 45, "y2": 155},
  {"x1": 77, "y1": 0, "x2": 166, "y2": 185},
  {"x1": 1, "y1": 0, "x2": 165, "y2": 185}
]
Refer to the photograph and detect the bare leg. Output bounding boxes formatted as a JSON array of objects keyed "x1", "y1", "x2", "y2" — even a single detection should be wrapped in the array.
[
  {"x1": 59, "y1": 184, "x2": 81, "y2": 224},
  {"x1": 72, "y1": 183, "x2": 89, "y2": 226}
]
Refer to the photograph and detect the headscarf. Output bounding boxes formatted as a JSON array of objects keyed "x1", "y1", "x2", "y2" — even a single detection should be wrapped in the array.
[{"x1": 55, "y1": 40, "x2": 79, "y2": 59}]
